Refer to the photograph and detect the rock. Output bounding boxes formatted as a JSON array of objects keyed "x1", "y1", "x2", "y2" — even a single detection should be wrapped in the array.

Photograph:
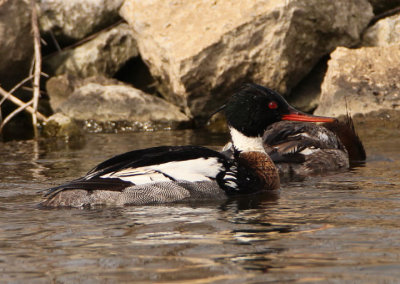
[
  {"x1": 54, "y1": 81, "x2": 190, "y2": 131},
  {"x1": 314, "y1": 45, "x2": 400, "y2": 117},
  {"x1": 46, "y1": 74, "x2": 129, "y2": 111},
  {"x1": 367, "y1": 0, "x2": 400, "y2": 14},
  {"x1": 0, "y1": 0, "x2": 33, "y2": 90},
  {"x1": 39, "y1": 0, "x2": 124, "y2": 44},
  {"x1": 43, "y1": 23, "x2": 138, "y2": 78},
  {"x1": 41, "y1": 113, "x2": 83, "y2": 139},
  {"x1": 362, "y1": 13, "x2": 400, "y2": 46},
  {"x1": 120, "y1": 0, "x2": 373, "y2": 118}
]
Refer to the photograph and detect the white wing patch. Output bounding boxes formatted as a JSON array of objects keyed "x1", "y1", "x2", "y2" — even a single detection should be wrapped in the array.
[
  {"x1": 100, "y1": 157, "x2": 223, "y2": 185},
  {"x1": 300, "y1": 147, "x2": 318, "y2": 156}
]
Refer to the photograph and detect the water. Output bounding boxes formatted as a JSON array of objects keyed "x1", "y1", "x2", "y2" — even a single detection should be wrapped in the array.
[{"x1": 0, "y1": 127, "x2": 400, "y2": 283}]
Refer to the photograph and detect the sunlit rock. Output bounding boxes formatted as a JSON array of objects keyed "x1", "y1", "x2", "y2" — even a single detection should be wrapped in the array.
[
  {"x1": 0, "y1": 0, "x2": 33, "y2": 90},
  {"x1": 314, "y1": 45, "x2": 400, "y2": 117},
  {"x1": 362, "y1": 13, "x2": 400, "y2": 46},
  {"x1": 43, "y1": 23, "x2": 138, "y2": 78},
  {"x1": 120, "y1": 0, "x2": 373, "y2": 117}
]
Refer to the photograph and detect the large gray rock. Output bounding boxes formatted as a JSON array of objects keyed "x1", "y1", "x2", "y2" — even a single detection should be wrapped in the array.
[
  {"x1": 0, "y1": 0, "x2": 33, "y2": 90},
  {"x1": 120, "y1": 0, "x2": 373, "y2": 117},
  {"x1": 39, "y1": 0, "x2": 124, "y2": 44},
  {"x1": 362, "y1": 13, "x2": 400, "y2": 46},
  {"x1": 314, "y1": 45, "x2": 400, "y2": 117},
  {"x1": 57, "y1": 82, "x2": 189, "y2": 124},
  {"x1": 43, "y1": 23, "x2": 138, "y2": 78},
  {"x1": 46, "y1": 74, "x2": 125, "y2": 111}
]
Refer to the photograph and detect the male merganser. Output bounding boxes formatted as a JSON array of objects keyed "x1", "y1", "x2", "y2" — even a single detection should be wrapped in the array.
[
  {"x1": 223, "y1": 105, "x2": 366, "y2": 179},
  {"x1": 41, "y1": 83, "x2": 335, "y2": 208}
]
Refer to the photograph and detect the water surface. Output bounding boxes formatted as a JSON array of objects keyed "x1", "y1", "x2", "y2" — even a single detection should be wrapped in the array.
[{"x1": 0, "y1": 127, "x2": 400, "y2": 283}]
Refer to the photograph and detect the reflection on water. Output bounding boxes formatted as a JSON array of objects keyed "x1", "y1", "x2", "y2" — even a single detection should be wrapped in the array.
[{"x1": 0, "y1": 128, "x2": 400, "y2": 282}]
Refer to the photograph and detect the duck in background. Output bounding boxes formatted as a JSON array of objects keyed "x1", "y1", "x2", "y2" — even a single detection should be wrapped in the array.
[
  {"x1": 223, "y1": 89, "x2": 366, "y2": 180},
  {"x1": 41, "y1": 83, "x2": 335, "y2": 208}
]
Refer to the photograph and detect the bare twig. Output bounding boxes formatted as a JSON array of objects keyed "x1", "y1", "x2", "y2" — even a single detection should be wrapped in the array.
[
  {"x1": 0, "y1": 100, "x2": 34, "y2": 132},
  {"x1": 31, "y1": 0, "x2": 42, "y2": 137},
  {"x1": 6, "y1": 75, "x2": 34, "y2": 98},
  {"x1": 0, "y1": 86, "x2": 47, "y2": 122}
]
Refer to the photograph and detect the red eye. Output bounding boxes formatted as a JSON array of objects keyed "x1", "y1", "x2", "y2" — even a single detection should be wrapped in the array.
[{"x1": 268, "y1": 101, "x2": 278, "y2": 109}]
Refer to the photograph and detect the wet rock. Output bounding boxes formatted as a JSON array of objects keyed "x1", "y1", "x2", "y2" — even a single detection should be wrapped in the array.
[
  {"x1": 368, "y1": 0, "x2": 400, "y2": 14},
  {"x1": 120, "y1": 0, "x2": 373, "y2": 117},
  {"x1": 39, "y1": 0, "x2": 124, "y2": 44},
  {"x1": 362, "y1": 13, "x2": 400, "y2": 46},
  {"x1": 56, "y1": 81, "x2": 189, "y2": 128},
  {"x1": 43, "y1": 23, "x2": 138, "y2": 78},
  {"x1": 0, "y1": 0, "x2": 33, "y2": 90},
  {"x1": 314, "y1": 45, "x2": 400, "y2": 117},
  {"x1": 41, "y1": 113, "x2": 83, "y2": 139}
]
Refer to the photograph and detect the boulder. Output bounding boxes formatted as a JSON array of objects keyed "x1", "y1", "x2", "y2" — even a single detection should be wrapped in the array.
[
  {"x1": 314, "y1": 45, "x2": 400, "y2": 117},
  {"x1": 362, "y1": 13, "x2": 400, "y2": 46},
  {"x1": 43, "y1": 23, "x2": 138, "y2": 78},
  {"x1": 46, "y1": 74, "x2": 125, "y2": 111},
  {"x1": 39, "y1": 0, "x2": 124, "y2": 44},
  {"x1": 120, "y1": 0, "x2": 373, "y2": 117},
  {"x1": 0, "y1": 0, "x2": 33, "y2": 90},
  {"x1": 48, "y1": 77, "x2": 190, "y2": 130}
]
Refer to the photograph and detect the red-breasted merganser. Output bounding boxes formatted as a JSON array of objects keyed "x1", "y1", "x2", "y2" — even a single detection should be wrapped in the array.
[
  {"x1": 223, "y1": 102, "x2": 366, "y2": 179},
  {"x1": 41, "y1": 83, "x2": 335, "y2": 208}
]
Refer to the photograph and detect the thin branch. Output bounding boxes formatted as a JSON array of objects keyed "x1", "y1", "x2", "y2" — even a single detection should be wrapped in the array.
[
  {"x1": 7, "y1": 75, "x2": 34, "y2": 98},
  {"x1": 0, "y1": 100, "x2": 34, "y2": 132},
  {"x1": 0, "y1": 86, "x2": 47, "y2": 122},
  {"x1": 31, "y1": 0, "x2": 42, "y2": 137}
]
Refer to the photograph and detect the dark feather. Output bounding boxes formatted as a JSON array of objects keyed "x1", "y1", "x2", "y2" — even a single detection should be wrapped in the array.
[{"x1": 44, "y1": 177, "x2": 131, "y2": 198}]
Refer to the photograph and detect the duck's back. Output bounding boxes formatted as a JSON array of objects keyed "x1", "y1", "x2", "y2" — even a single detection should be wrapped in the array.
[{"x1": 263, "y1": 121, "x2": 350, "y2": 178}]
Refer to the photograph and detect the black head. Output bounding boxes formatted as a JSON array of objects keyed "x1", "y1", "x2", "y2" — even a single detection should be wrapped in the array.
[{"x1": 224, "y1": 83, "x2": 335, "y2": 137}]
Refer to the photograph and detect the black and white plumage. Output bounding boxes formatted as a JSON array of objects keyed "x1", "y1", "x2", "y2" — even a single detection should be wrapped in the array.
[
  {"x1": 223, "y1": 115, "x2": 366, "y2": 179},
  {"x1": 41, "y1": 83, "x2": 335, "y2": 208},
  {"x1": 43, "y1": 146, "x2": 260, "y2": 207}
]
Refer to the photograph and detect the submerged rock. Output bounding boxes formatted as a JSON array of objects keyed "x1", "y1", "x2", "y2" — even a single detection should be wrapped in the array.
[
  {"x1": 43, "y1": 23, "x2": 138, "y2": 78},
  {"x1": 39, "y1": 0, "x2": 124, "y2": 44},
  {"x1": 0, "y1": 0, "x2": 33, "y2": 90},
  {"x1": 362, "y1": 13, "x2": 400, "y2": 46},
  {"x1": 41, "y1": 113, "x2": 83, "y2": 139},
  {"x1": 120, "y1": 0, "x2": 373, "y2": 117},
  {"x1": 314, "y1": 45, "x2": 400, "y2": 117}
]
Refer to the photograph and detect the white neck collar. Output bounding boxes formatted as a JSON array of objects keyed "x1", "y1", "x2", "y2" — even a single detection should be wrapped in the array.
[{"x1": 229, "y1": 127, "x2": 265, "y2": 153}]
